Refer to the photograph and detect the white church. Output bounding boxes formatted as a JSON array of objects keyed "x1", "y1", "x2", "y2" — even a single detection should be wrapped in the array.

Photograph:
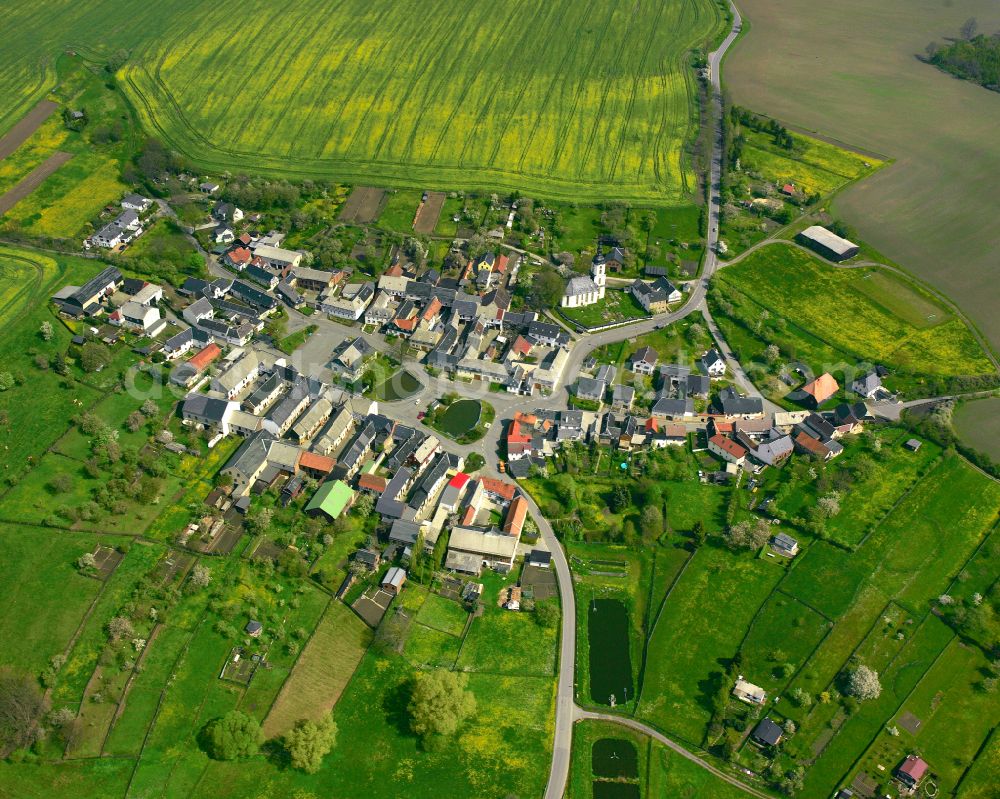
[{"x1": 561, "y1": 257, "x2": 606, "y2": 308}]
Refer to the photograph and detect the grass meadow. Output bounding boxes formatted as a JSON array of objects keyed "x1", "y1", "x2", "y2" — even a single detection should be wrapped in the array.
[
  {"x1": 1, "y1": 0, "x2": 723, "y2": 203},
  {"x1": 954, "y1": 396, "x2": 1000, "y2": 461},
  {"x1": 712, "y1": 243, "x2": 993, "y2": 386},
  {"x1": 726, "y1": 0, "x2": 1000, "y2": 352}
]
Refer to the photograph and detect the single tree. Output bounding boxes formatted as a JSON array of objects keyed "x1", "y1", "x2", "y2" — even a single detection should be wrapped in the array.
[
  {"x1": 189, "y1": 564, "x2": 212, "y2": 588},
  {"x1": 284, "y1": 714, "x2": 338, "y2": 773},
  {"x1": 0, "y1": 670, "x2": 47, "y2": 756},
  {"x1": 80, "y1": 342, "x2": 112, "y2": 373},
  {"x1": 107, "y1": 616, "x2": 134, "y2": 641},
  {"x1": 846, "y1": 664, "x2": 882, "y2": 701},
  {"x1": 39, "y1": 321, "x2": 54, "y2": 341},
  {"x1": 203, "y1": 711, "x2": 262, "y2": 760},
  {"x1": 640, "y1": 504, "x2": 664, "y2": 539},
  {"x1": 408, "y1": 670, "x2": 477, "y2": 744},
  {"x1": 0, "y1": 372, "x2": 14, "y2": 392}
]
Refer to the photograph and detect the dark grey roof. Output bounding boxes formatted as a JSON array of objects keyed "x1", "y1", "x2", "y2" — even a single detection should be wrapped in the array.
[
  {"x1": 716, "y1": 387, "x2": 763, "y2": 416},
  {"x1": 224, "y1": 430, "x2": 276, "y2": 480},
  {"x1": 389, "y1": 519, "x2": 421, "y2": 545},
  {"x1": 753, "y1": 718, "x2": 783, "y2": 746},
  {"x1": 183, "y1": 394, "x2": 231, "y2": 422},
  {"x1": 71, "y1": 266, "x2": 122, "y2": 305},
  {"x1": 230, "y1": 280, "x2": 277, "y2": 310}
]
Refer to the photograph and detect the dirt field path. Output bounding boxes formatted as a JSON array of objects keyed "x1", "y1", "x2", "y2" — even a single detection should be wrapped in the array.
[
  {"x1": 0, "y1": 150, "x2": 73, "y2": 215},
  {"x1": 0, "y1": 100, "x2": 58, "y2": 160}
]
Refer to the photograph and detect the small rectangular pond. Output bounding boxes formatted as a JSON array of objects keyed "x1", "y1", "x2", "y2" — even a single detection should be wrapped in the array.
[{"x1": 588, "y1": 598, "x2": 634, "y2": 705}]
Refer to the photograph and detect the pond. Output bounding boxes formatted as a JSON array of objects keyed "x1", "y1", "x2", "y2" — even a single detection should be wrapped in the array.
[
  {"x1": 373, "y1": 370, "x2": 422, "y2": 401},
  {"x1": 588, "y1": 598, "x2": 634, "y2": 705},
  {"x1": 592, "y1": 782, "x2": 640, "y2": 799},
  {"x1": 438, "y1": 398, "x2": 482, "y2": 436},
  {"x1": 592, "y1": 738, "x2": 639, "y2": 779}
]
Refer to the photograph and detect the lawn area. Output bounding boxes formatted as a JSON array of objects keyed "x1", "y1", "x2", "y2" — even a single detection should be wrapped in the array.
[
  {"x1": 456, "y1": 583, "x2": 559, "y2": 677},
  {"x1": 711, "y1": 243, "x2": 994, "y2": 394},
  {"x1": 414, "y1": 592, "x2": 470, "y2": 637},
  {"x1": 738, "y1": 126, "x2": 882, "y2": 196},
  {"x1": 376, "y1": 189, "x2": 423, "y2": 232},
  {"x1": 956, "y1": 726, "x2": 1000, "y2": 799},
  {"x1": 637, "y1": 544, "x2": 785, "y2": 745},
  {"x1": 851, "y1": 637, "x2": 1000, "y2": 796},
  {"x1": 772, "y1": 428, "x2": 942, "y2": 548},
  {"x1": 0, "y1": 758, "x2": 134, "y2": 799},
  {"x1": 370, "y1": 368, "x2": 422, "y2": 401},
  {"x1": 954, "y1": 396, "x2": 1000, "y2": 461},
  {"x1": 560, "y1": 288, "x2": 649, "y2": 330},
  {"x1": 0, "y1": 525, "x2": 113, "y2": 676},
  {"x1": 261, "y1": 599, "x2": 370, "y2": 737},
  {"x1": 195, "y1": 649, "x2": 555, "y2": 799},
  {"x1": 0, "y1": 245, "x2": 105, "y2": 473},
  {"x1": 1, "y1": 56, "x2": 133, "y2": 239}
]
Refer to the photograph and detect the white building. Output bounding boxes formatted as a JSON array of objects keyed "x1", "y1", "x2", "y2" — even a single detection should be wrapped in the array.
[{"x1": 560, "y1": 259, "x2": 606, "y2": 308}]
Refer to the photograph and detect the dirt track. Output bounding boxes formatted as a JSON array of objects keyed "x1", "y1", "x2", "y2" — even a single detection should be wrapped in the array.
[
  {"x1": 0, "y1": 100, "x2": 58, "y2": 160},
  {"x1": 0, "y1": 151, "x2": 73, "y2": 215}
]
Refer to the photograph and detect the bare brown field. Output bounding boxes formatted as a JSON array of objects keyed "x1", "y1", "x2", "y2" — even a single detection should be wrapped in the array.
[
  {"x1": 413, "y1": 192, "x2": 447, "y2": 234},
  {"x1": 0, "y1": 151, "x2": 73, "y2": 215},
  {"x1": 0, "y1": 100, "x2": 57, "y2": 160},
  {"x1": 338, "y1": 187, "x2": 386, "y2": 224},
  {"x1": 726, "y1": 0, "x2": 1000, "y2": 352}
]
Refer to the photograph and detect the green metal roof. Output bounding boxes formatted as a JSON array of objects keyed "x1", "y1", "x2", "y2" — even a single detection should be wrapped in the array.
[{"x1": 305, "y1": 480, "x2": 354, "y2": 518}]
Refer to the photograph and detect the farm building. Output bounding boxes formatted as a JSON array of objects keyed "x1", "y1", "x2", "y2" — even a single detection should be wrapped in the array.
[
  {"x1": 797, "y1": 225, "x2": 859, "y2": 261},
  {"x1": 770, "y1": 532, "x2": 799, "y2": 558},
  {"x1": 904, "y1": 438, "x2": 922, "y2": 452},
  {"x1": 380, "y1": 567, "x2": 407, "y2": 595},
  {"x1": 733, "y1": 676, "x2": 766, "y2": 705},
  {"x1": 304, "y1": 480, "x2": 355, "y2": 519}
]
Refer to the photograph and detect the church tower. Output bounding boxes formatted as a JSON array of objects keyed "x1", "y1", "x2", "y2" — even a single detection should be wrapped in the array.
[{"x1": 591, "y1": 254, "x2": 606, "y2": 300}]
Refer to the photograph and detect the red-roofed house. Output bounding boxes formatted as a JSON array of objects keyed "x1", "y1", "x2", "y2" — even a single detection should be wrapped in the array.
[
  {"x1": 189, "y1": 343, "x2": 222, "y2": 372},
  {"x1": 385, "y1": 263, "x2": 404, "y2": 277},
  {"x1": 801, "y1": 372, "x2": 839, "y2": 408},
  {"x1": 481, "y1": 477, "x2": 517, "y2": 504},
  {"x1": 708, "y1": 434, "x2": 747, "y2": 465},
  {"x1": 781, "y1": 183, "x2": 796, "y2": 196},
  {"x1": 510, "y1": 335, "x2": 532, "y2": 357},
  {"x1": 448, "y1": 473, "x2": 470, "y2": 490},
  {"x1": 495, "y1": 254, "x2": 509, "y2": 273},
  {"x1": 502, "y1": 496, "x2": 528, "y2": 537},
  {"x1": 226, "y1": 247, "x2": 252, "y2": 269},
  {"x1": 896, "y1": 755, "x2": 928, "y2": 790},
  {"x1": 460, "y1": 504, "x2": 477, "y2": 526},
  {"x1": 506, "y1": 419, "x2": 534, "y2": 460},
  {"x1": 421, "y1": 296, "x2": 443, "y2": 323},
  {"x1": 298, "y1": 451, "x2": 335, "y2": 477},
  {"x1": 357, "y1": 473, "x2": 388, "y2": 493}
]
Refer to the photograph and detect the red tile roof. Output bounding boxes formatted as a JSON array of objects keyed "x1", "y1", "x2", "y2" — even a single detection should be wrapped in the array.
[
  {"x1": 421, "y1": 296, "x2": 443, "y2": 321},
  {"x1": 502, "y1": 496, "x2": 528, "y2": 536},
  {"x1": 511, "y1": 335, "x2": 532, "y2": 356},
  {"x1": 358, "y1": 473, "x2": 388, "y2": 491},
  {"x1": 898, "y1": 755, "x2": 928, "y2": 782},
  {"x1": 188, "y1": 343, "x2": 222, "y2": 371},
  {"x1": 709, "y1": 433, "x2": 747, "y2": 460},
  {"x1": 227, "y1": 246, "x2": 252, "y2": 264},
  {"x1": 481, "y1": 477, "x2": 517, "y2": 501},
  {"x1": 795, "y1": 431, "x2": 830, "y2": 457},
  {"x1": 802, "y1": 372, "x2": 839, "y2": 404},
  {"x1": 298, "y1": 451, "x2": 335, "y2": 474},
  {"x1": 495, "y1": 254, "x2": 509, "y2": 273},
  {"x1": 460, "y1": 505, "x2": 477, "y2": 525},
  {"x1": 385, "y1": 264, "x2": 403, "y2": 277}
]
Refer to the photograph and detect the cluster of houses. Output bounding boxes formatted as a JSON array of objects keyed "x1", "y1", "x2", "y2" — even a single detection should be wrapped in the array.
[
  {"x1": 88, "y1": 194, "x2": 155, "y2": 250},
  {"x1": 559, "y1": 246, "x2": 683, "y2": 316},
  {"x1": 52, "y1": 264, "x2": 167, "y2": 337},
  {"x1": 178, "y1": 345, "x2": 535, "y2": 577}
]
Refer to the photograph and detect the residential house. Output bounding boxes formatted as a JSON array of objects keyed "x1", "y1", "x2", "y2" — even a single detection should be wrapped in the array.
[
  {"x1": 329, "y1": 336, "x2": 375, "y2": 380},
  {"x1": 851, "y1": 370, "x2": 883, "y2": 399},
  {"x1": 630, "y1": 346, "x2": 658, "y2": 375},
  {"x1": 447, "y1": 526, "x2": 520, "y2": 574},
  {"x1": 701, "y1": 349, "x2": 727, "y2": 378},
  {"x1": 800, "y1": 372, "x2": 839, "y2": 408},
  {"x1": 121, "y1": 194, "x2": 153, "y2": 213},
  {"x1": 715, "y1": 387, "x2": 764, "y2": 418},
  {"x1": 752, "y1": 719, "x2": 783, "y2": 747},
  {"x1": 629, "y1": 276, "x2": 681, "y2": 313},
  {"x1": 611, "y1": 384, "x2": 635, "y2": 412},
  {"x1": 733, "y1": 677, "x2": 766, "y2": 705},
  {"x1": 304, "y1": 480, "x2": 355, "y2": 520},
  {"x1": 896, "y1": 756, "x2": 929, "y2": 791},
  {"x1": 709, "y1": 433, "x2": 747, "y2": 466}
]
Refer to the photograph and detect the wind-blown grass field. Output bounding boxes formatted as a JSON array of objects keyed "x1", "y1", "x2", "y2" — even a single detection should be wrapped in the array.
[{"x1": 1, "y1": 0, "x2": 726, "y2": 203}]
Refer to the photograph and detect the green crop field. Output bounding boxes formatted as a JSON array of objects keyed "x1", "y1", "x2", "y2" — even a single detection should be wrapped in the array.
[
  {"x1": 726, "y1": 0, "x2": 1000, "y2": 353},
  {"x1": 954, "y1": 396, "x2": 1000, "y2": 461},
  {"x1": 1, "y1": 0, "x2": 726, "y2": 204},
  {"x1": 712, "y1": 243, "x2": 994, "y2": 385}
]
